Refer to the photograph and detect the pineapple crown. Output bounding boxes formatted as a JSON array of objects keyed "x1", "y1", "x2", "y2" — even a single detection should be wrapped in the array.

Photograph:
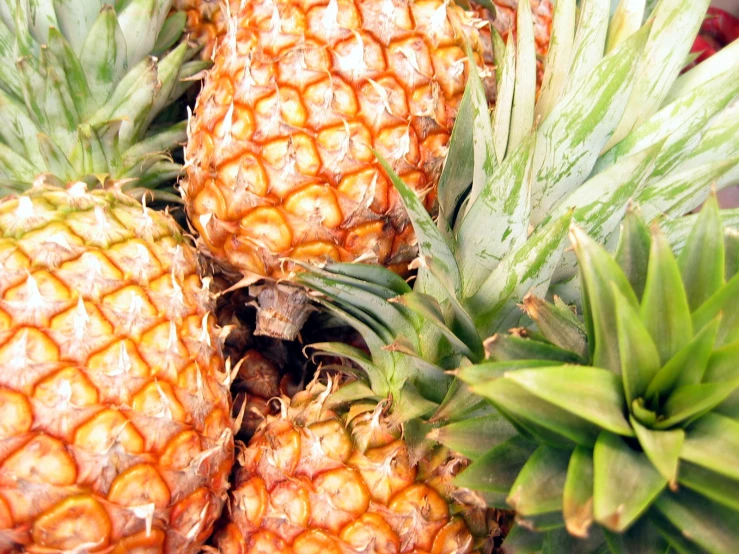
[
  {"x1": 454, "y1": 197, "x2": 739, "y2": 553},
  {"x1": 0, "y1": 0, "x2": 208, "y2": 198}
]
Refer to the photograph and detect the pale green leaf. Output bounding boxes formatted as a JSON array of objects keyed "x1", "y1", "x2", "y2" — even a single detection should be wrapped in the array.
[
  {"x1": 606, "y1": 0, "x2": 646, "y2": 53},
  {"x1": 508, "y1": 445, "x2": 570, "y2": 516},
  {"x1": 377, "y1": 153, "x2": 461, "y2": 295},
  {"x1": 464, "y1": 41, "x2": 496, "y2": 213},
  {"x1": 645, "y1": 317, "x2": 719, "y2": 402},
  {"x1": 614, "y1": 207, "x2": 651, "y2": 300},
  {"x1": 562, "y1": 0, "x2": 609, "y2": 97},
  {"x1": 637, "y1": 159, "x2": 738, "y2": 224},
  {"x1": 473, "y1": 378, "x2": 602, "y2": 447},
  {"x1": 508, "y1": 0, "x2": 536, "y2": 151},
  {"x1": 630, "y1": 416, "x2": 683, "y2": 486},
  {"x1": 430, "y1": 413, "x2": 519, "y2": 460},
  {"x1": 593, "y1": 431, "x2": 666, "y2": 532},
  {"x1": 530, "y1": 23, "x2": 648, "y2": 226},
  {"x1": 681, "y1": 413, "x2": 739, "y2": 481},
  {"x1": 614, "y1": 286, "x2": 661, "y2": 405},
  {"x1": 656, "y1": 381, "x2": 739, "y2": 429},
  {"x1": 571, "y1": 224, "x2": 640, "y2": 373},
  {"x1": 505, "y1": 365, "x2": 633, "y2": 436},
  {"x1": 563, "y1": 446, "x2": 594, "y2": 538},
  {"x1": 491, "y1": 33, "x2": 515, "y2": 163},
  {"x1": 535, "y1": 0, "x2": 575, "y2": 122},
  {"x1": 640, "y1": 225, "x2": 692, "y2": 365},
  {"x1": 678, "y1": 195, "x2": 725, "y2": 311},
  {"x1": 457, "y1": 132, "x2": 534, "y2": 295},
  {"x1": 598, "y1": 45, "x2": 739, "y2": 182},
  {"x1": 654, "y1": 488, "x2": 739, "y2": 554},
  {"x1": 664, "y1": 39, "x2": 739, "y2": 106},
  {"x1": 79, "y1": 5, "x2": 127, "y2": 106},
  {"x1": 606, "y1": 0, "x2": 711, "y2": 149},
  {"x1": 470, "y1": 212, "x2": 572, "y2": 337}
]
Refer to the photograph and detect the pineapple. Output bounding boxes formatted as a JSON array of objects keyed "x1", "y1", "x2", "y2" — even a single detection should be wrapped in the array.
[
  {"x1": 174, "y1": 0, "x2": 553, "y2": 61},
  {"x1": 180, "y1": 0, "x2": 553, "y2": 338},
  {"x1": 210, "y1": 0, "x2": 739, "y2": 551},
  {"x1": 457, "y1": 198, "x2": 739, "y2": 552},
  {"x1": 0, "y1": 1, "x2": 232, "y2": 551}
]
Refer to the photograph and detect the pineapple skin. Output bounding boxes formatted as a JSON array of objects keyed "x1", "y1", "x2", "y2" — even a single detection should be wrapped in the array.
[
  {"x1": 213, "y1": 379, "x2": 490, "y2": 554},
  {"x1": 182, "y1": 0, "x2": 495, "y2": 281},
  {"x1": 0, "y1": 185, "x2": 233, "y2": 553}
]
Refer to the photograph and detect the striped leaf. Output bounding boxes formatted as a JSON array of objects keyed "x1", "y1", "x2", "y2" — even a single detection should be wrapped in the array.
[
  {"x1": 530, "y1": 24, "x2": 648, "y2": 226},
  {"x1": 492, "y1": 33, "x2": 516, "y2": 163},
  {"x1": 457, "y1": 132, "x2": 535, "y2": 295},
  {"x1": 508, "y1": 0, "x2": 536, "y2": 152},
  {"x1": 606, "y1": 0, "x2": 711, "y2": 149},
  {"x1": 535, "y1": 0, "x2": 576, "y2": 122},
  {"x1": 562, "y1": 0, "x2": 610, "y2": 97}
]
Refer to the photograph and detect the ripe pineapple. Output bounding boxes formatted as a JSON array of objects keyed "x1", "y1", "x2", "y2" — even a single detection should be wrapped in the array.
[
  {"x1": 181, "y1": 0, "x2": 553, "y2": 338},
  {"x1": 458, "y1": 199, "x2": 739, "y2": 552},
  {"x1": 210, "y1": 0, "x2": 739, "y2": 551},
  {"x1": 0, "y1": 1, "x2": 232, "y2": 551},
  {"x1": 175, "y1": 0, "x2": 552, "y2": 61}
]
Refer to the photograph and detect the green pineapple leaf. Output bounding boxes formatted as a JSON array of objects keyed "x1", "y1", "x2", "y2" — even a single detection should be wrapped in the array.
[
  {"x1": 491, "y1": 32, "x2": 515, "y2": 163},
  {"x1": 571, "y1": 224, "x2": 640, "y2": 373},
  {"x1": 534, "y1": 0, "x2": 575, "y2": 122},
  {"x1": 504, "y1": 366, "x2": 633, "y2": 437},
  {"x1": 654, "y1": 488, "x2": 739, "y2": 554},
  {"x1": 629, "y1": 416, "x2": 683, "y2": 487},
  {"x1": 521, "y1": 294, "x2": 588, "y2": 361},
  {"x1": 429, "y1": 413, "x2": 518, "y2": 460},
  {"x1": 678, "y1": 461, "x2": 739, "y2": 512},
  {"x1": 614, "y1": 206, "x2": 651, "y2": 300},
  {"x1": 563, "y1": 446, "x2": 595, "y2": 538},
  {"x1": 601, "y1": 516, "x2": 669, "y2": 554},
  {"x1": 508, "y1": 445, "x2": 570, "y2": 518},
  {"x1": 562, "y1": 0, "x2": 609, "y2": 98},
  {"x1": 376, "y1": 153, "x2": 461, "y2": 296},
  {"x1": 508, "y1": 0, "x2": 536, "y2": 152},
  {"x1": 655, "y1": 381, "x2": 739, "y2": 429},
  {"x1": 678, "y1": 194, "x2": 725, "y2": 310},
  {"x1": 436, "y1": 81, "x2": 473, "y2": 233},
  {"x1": 640, "y1": 225, "x2": 692, "y2": 364},
  {"x1": 484, "y1": 333, "x2": 583, "y2": 364},
  {"x1": 644, "y1": 316, "x2": 720, "y2": 401},
  {"x1": 453, "y1": 435, "x2": 537, "y2": 500},
  {"x1": 457, "y1": 359, "x2": 558, "y2": 387},
  {"x1": 681, "y1": 413, "x2": 739, "y2": 481},
  {"x1": 614, "y1": 285, "x2": 661, "y2": 405},
  {"x1": 593, "y1": 432, "x2": 666, "y2": 532},
  {"x1": 473, "y1": 377, "x2": 602, "y2": 447}
]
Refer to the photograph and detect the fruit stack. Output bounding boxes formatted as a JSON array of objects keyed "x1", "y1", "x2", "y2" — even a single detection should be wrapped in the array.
[{"x1": 0, "y1": 1, "x2": 738, "y2": 553}]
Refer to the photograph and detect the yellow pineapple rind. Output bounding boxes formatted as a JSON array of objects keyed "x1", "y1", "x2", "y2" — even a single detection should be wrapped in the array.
[
  {"x1": 0, "y1": 182, "x2": 234, "y2": 553},
  {"x1": 214, "y1": 377, "x2": 488, "y2": 553},
  {"x1": 182, "y1": 0, "x2": 492, "y2": 283}
]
